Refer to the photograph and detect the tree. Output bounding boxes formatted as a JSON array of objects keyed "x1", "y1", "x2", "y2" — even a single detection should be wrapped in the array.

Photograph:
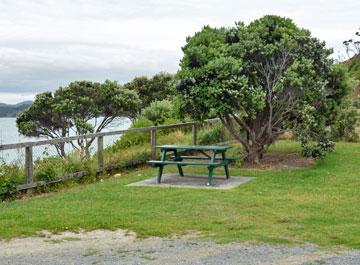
[
  {"x1": 17, "y1": 80, "x2": 140, "y2": 158},
  {"x1": 343, "y1": 28, "x2": 360, "y2": 59},
  {"x1": 140, "y1": 100, "x2": 174, "y2": 125},
  {"x1": 176, "y1": 15, "x2": 352, "y2": 164},
  {"x1": 124, "y1": 72, "x2": 175, "y2": 109},
  {"x1": 328, "y1": 64, "x2": 359, "y2": 142}
]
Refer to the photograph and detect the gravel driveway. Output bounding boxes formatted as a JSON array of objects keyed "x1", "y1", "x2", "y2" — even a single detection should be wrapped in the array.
[{"x1": 0, "y1": 229, "x2": 359, "y2": 265}]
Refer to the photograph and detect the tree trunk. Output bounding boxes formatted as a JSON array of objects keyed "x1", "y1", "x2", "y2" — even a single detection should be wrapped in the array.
[
  {"x1": 55, "y1": 142, "x2": 66, "y2": 158},
  {"x1": 220, "y1": 114, "x2": 275, "y2": 164},
  {"x1": 243, "y1": 144, "x2": 263, "y2": 164}
]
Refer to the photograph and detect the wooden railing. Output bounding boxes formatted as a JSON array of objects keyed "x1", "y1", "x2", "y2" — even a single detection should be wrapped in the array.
[{"x1": 0, "y1": 118, "x2": 219, "y2": 191}]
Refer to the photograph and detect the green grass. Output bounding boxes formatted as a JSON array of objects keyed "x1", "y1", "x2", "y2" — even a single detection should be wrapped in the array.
[{"x1": 0, "y1": 140, "x2": 359, "y2": 249}]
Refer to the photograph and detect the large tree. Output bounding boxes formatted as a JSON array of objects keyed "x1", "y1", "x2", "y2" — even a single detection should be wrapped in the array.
[
  {"x1": 176, "y1": 15, "x2": 351, "y2": 164},
  {"x1": 17, "y1": 80, "x2": 140, "y2": 158},
  {"x1": 124, "y1": 72, "x2": 175, "y2": 109}
]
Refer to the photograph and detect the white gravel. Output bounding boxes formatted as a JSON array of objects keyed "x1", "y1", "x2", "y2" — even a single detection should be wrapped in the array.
[{"x1": 0, "y1": 229, "x2": 359, "y2": 265}]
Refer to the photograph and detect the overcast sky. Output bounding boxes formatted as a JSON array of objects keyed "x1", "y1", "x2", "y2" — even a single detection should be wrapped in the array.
[{"x1": 0, "y1": 0, "x2": 358, "y2": 104}]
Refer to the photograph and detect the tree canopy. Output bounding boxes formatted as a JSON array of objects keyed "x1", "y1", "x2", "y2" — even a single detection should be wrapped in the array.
[
  {"x1": 124, "y1": 72, "x2": 175, "y2": 109},
  {"x1": 17, "y1": 80, "x2": 140, "y2": 158},
  {"x1": 176, "y1": 15, "x2": 352, "y2": 163}
]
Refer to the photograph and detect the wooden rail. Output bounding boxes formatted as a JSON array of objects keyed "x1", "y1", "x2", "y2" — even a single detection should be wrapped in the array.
[{"x1": 0, "y1": 118, "x2": 220, "y2": 190}]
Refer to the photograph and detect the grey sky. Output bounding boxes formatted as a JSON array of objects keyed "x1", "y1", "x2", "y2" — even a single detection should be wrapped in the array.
[{"x1": 0, "y1": 0, "x2": 359, "y2": 103}]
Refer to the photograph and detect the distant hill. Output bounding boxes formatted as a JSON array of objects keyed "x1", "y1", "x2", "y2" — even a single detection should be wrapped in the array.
[{"x1": 0, "y1": 101, "x2": 33, "y2": 117}]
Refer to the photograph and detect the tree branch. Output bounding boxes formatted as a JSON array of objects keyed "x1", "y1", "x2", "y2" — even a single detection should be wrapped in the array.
[{"x1": 220, "y1": 115, "x2": 250, "y2": 151}]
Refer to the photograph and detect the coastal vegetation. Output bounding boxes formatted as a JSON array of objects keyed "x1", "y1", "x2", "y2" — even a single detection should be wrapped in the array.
[
  {"x1": 0, "y1": 17, "x2": 359, "y2": 200},
  {"x1": 0, "y1": 16, "x2": 359, "y2": 250},
  {"x1": 16, "y1": 80, "x2": 140, "y2": 158},
  {"x1": 176, "y1": 15, "x2": 355, "y2": 163}
]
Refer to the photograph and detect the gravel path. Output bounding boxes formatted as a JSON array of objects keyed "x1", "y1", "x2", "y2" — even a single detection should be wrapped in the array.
[{"x1": 0, "y1": 229, "x2": 359, "y2": 265}]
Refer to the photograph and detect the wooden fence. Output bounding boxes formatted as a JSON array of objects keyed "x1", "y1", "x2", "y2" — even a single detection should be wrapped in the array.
[{"x1": 0, "y1": 119, "x2": 219, "y2": 191}]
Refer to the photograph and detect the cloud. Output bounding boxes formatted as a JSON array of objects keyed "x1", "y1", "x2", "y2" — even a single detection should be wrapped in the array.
[{"x1": 0, "y1": 0, "x2": 359, "y2": 102}]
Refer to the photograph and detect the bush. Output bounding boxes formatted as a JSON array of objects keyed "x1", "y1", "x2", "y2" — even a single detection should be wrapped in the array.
[
  {"x1": 0, "y1": 163, "x2": 19, "y2": 201},
  {"x1": 301, "y1": 140, "x2": 335, "y2": 159},
  {"x1": 158, "y1": 117, "x2": 183, "y2": 135},
  {"x1": 35, "y1": 164, "x2": 57, "y2": 182},
  {"x1": 331, "y1": 100, "x2": 359, "y2": 142},
  {"x1": 62, "y1": 153, "x2": 90, "y2": 174},
  {"x1": 198, "y1": 124, "x2": 225, "y2": 145},
  {"x1": 140, "y1": 100, "x2": 174, "y2": 125},
  {"x1": 110, "y1": 118, "x2": 153, "y2": 150},
  {"x1": 0, "y1": 178, "x2": 17, "y2": 201}
]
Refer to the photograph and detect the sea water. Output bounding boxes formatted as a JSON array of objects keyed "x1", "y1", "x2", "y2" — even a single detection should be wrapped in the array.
[{"x1": 0, "y1": 117, "x2": 132, "y2": 164}]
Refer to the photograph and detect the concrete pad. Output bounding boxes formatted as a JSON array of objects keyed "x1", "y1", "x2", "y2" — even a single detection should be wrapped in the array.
[{"x1": 127, "y1": 173, "x2": 254, "y2": 190}]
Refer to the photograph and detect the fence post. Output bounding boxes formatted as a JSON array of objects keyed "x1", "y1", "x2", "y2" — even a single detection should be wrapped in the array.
[
  {"x1": 25, "y1": 146, "x2": 33, "y2": 184},
  {"x1": 97, "y1": 136, "x2": 104, "y2": 173},
  {"x1": 192, "y1": 123, "x2": 197, "y2": 145},
  {"x1": 151, "y1": 128, "x2": 157, "y2": 159}
]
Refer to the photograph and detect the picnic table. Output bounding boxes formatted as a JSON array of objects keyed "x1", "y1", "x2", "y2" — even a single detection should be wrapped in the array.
[{"x1": 148, "y1": 145, "x2": 232, "y2": 186}]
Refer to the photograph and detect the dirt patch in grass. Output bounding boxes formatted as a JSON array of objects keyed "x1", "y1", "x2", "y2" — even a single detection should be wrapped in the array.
[{"x1": 243, "y1": 152, "x2": 315, "y2": 170}]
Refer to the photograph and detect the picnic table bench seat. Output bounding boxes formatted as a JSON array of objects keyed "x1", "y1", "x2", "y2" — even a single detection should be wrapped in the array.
[
  {"x1": 148, "y1": 160, "x2": 227, "y2": 167},
  {"x1": 147, "y1": 145, "x2": 233, "y2": 186}
]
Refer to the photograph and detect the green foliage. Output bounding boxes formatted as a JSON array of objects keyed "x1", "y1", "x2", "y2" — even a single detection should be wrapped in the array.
[
  {"x1": 111, "y1": 103, "x2": 183, "y2": 151},
  {"x1": 198, "y1": 125, "x2": 225, "y2": 145},
  {"x1": 348, "y1": 57, "x2": 360, "y2": 80},
  {"x1": 17, "y1": 80, "x2": 141, "y2": 158},
  {"x1": 35, "y1": 163, "x2": 57, "y2": 182},
  {"x1": 158, "y1": 118, "x2": 183, "y2": 135},
  {"x1": 346, "y1": 56, "x2": 360, "y2": 102},
  {"x1": 124, "y1": 72, "x2": 175, "y2": 109},
  {"x1": 110, "y1": 118, "x2": 153, "y2": 150},
  {"x1": 62, "y1": 153, "x2": 90, "y2": 174},
  {"x1": 0, "y1": 178, "x2": 17, "y2": 201},
  {"x1": 301, "y1": 140, "x2": 335, "y2": 159},
  {"x1": 0, "y1": 163, "x2": 19, "y2": 201},
  {"x1": 331, "y1": 100, "x2": 359, "y2": 142},
  {"x1": 176, "y1": 15, "x2": 352, "y2": 163},
  {"x1": 302, "y1": 64, "x2": 359, "y2": 144},
  {"x1": 140, "y1": 100, "x2": 174, "y2": 125}
]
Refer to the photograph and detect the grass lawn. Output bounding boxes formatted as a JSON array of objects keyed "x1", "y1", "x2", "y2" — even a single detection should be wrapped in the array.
[{"x1": 0, "y1": 140, "x2": 359, "y2": 249}]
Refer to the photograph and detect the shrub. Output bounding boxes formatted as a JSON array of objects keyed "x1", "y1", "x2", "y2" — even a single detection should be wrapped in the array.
[
  {"x1": 110, "y1": 118, "x2": 153, "y2": 150},
  {"x1": 331, "y1": 100, "x2": 359, "y2": 142},
  {"x1": 140, "y1": 100, "x2": 174, "y2": 125},
  {"x1": 301, "y1": 141, "x2": 335, "y2": 159},
  {"x1": 35, "y1": 164, "x2": 57, "y2": 182},
  {"x1": 0, "y1": 178, "x2": 17, "y2": 201},
  {"x1": 198, "y1": 124, "x2": 225, "y2": 145},
  {"x1": 0, "y1": 163, "x2": 19, "y2": 201},
  {"x1": 158, "y1": 118, "x2": 182, "y2": 135},
  {"x1": 62, "y1": 153, "x2": 89, "y2": 174}
]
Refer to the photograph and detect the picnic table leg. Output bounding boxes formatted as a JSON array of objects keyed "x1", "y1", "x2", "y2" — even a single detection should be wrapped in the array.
[
  {"x1": 222, "y1": 151, "x2": 230, "y2": 179},
  {"x1": 173, "y1": 149, "x2": 184, "y2": 177},
  {"x1": 177, "y1": 165, "x2": 184, "y2": 177},
  {"x1": 207, "y1": 150, "x2": 217, "y2": 186},
  {"x1": 157, "y1": 149, "x2": 167, "y2": 184},
  {"x1": 157, "y1": 165, "x2": 164, "y2": 184},
  {"x1": 207, "y1": 166, "x2": 214, "y2": 186}
]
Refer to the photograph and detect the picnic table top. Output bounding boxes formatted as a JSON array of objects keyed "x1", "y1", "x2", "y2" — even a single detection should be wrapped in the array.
[{"x1": 156, "y1": 145, "x2": 231, "y2": 151}]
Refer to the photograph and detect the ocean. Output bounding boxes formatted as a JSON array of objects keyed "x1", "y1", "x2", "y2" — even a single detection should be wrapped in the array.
[{"x1": 0, "y1": 117, "x2": 132, "y2": 164}]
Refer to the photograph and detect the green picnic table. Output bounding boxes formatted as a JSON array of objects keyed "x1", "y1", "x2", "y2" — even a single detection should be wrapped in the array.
[{"x1": 148, "y1": 145, "x2": 232, "y2": 186}]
